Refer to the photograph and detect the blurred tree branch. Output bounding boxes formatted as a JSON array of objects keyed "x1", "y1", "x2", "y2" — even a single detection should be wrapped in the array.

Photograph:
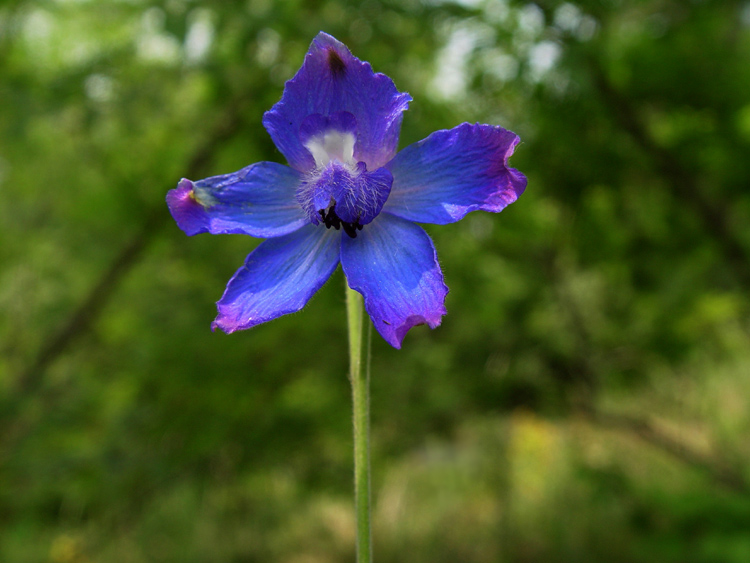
[
  {"x1": 546, "y1": 250, "x2": 750, "y2": 497},
  {"x1": 13, "y1": 100, "x2": 246, "y2": 399},
  {"x1": 587, "y1": 55, "x2": 750, "y2": 286},
  {"x1": 578, "y1": 404, "x2": 750, "y2": 496}
]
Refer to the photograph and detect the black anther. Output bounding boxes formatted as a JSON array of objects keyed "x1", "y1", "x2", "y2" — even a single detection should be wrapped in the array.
[{"x1": 318, "y1": 204, "x2": 361, "y2": 238}]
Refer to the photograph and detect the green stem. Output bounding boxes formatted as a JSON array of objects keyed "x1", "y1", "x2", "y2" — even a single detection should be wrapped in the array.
[{"x1": 346, "y1": 284, "x2": 372, "y2": 563}]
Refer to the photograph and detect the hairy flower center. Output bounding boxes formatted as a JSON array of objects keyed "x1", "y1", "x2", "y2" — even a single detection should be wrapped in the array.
[{"x1": 296, "y1": 113, "x2": 394, "y2": 238}]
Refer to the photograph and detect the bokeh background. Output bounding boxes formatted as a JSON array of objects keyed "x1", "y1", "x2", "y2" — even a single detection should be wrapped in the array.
[{"x1": 2, "y1": 0, "x2": 750, "y2": 561}]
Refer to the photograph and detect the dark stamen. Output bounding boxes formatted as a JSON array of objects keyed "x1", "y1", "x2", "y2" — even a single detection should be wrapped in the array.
[
  {"x1": 325, "y1": 207, "x2": 341, "y2": 230},
  {"x1": 342, "y1": 222, "x2": 358, "y2": 238},
  {"x1": 319, "y1": 204, "x2": 361, "y2": 238}
]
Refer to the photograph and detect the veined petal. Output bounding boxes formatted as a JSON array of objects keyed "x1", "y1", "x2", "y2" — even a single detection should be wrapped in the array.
[
  {"x1": 167, "y1": 163, "x2": 307, "y2": 238},
  {"x1": 383, "y1": 123, "x2": 527, "y2": 224},
  {"x1": 212, "y1": 224, "x2": 340, "y2": 333},
  {"x1": 340, "y1": 213, "x2": 448, "y2": 348},
  {"x1": 263, "y1": 32, "x2": 412, "y2": 172}
]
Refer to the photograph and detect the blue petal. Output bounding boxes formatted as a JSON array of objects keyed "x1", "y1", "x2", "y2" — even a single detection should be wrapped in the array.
[
  {"x1": 383, "y1": 123, "x2": 527, "y2": 224},
  {"x1": 263, "y1": 32, "x2": 412, "y2": 172},
  {"x1": 166, "y1": 163, "x2": 308, "y2": 238},
  {"x1": 340, "y1": 213, "x2": 448, "y2": 348},
  {"x1": 212, "y1": 224, "x2": 340, "y2": 333}
]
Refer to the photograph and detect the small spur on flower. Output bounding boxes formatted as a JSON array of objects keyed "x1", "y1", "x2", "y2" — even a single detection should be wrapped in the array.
[{"x1": 167, "y1": 32, "x2": 526, "y2": 348}]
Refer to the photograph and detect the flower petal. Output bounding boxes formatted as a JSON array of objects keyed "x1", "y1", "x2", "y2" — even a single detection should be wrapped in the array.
[
  {"x1": 263, "y1": 32, "x2": 412, "y2": 172},
  {"x1": 212, "y1": 224, "x2": 340, "y2": 333},
  {"x1": 340, "y1": 213, "x2": 448, "y2": 348},
  {"x1": 166, "y1": 162, "x2": 307, "y2": 238},
  {"x1": 383, "y1": 123, "x2": 527, "y2": 224}
]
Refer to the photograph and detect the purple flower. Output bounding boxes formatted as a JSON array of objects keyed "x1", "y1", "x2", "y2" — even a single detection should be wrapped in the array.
[{"x1": 167, "y1": 32, "x2": 526, "y2": 349}]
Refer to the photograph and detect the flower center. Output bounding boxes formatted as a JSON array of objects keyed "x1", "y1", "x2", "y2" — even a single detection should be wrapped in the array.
[{"x1": 296, "y1": 112, "x2": 393, "y2": 238}]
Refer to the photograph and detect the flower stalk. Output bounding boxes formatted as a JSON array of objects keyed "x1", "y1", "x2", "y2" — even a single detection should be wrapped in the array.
[{"x1": 347, "y1": 284, "x2": 372, "y2": 563}]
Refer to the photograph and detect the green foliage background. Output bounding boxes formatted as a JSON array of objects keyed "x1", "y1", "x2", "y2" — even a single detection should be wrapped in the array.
[{"x1": 2, "y1": 0, "x2": 750, "y2": 561}]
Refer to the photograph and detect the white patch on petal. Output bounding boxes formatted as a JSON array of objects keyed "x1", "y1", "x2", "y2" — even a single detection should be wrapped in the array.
[{"x1": 304, "y1": 130, "x2": 356, "y2": 169}]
